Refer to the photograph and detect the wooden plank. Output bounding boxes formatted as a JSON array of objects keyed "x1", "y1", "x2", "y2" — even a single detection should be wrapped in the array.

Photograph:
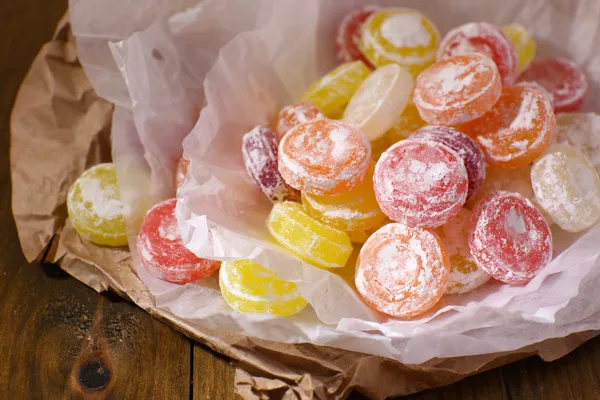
[{"x1": 193, "y1": 344, "x2": 238, "y2": 400}]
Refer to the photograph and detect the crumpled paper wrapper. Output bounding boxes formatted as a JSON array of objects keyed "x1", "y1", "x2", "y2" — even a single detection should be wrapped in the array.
[{"x1": 9, "y1": 8, "x2": 599, "y2": 400}]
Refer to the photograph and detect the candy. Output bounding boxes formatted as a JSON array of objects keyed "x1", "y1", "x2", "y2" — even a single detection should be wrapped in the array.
[
  {"x1": 437, "y1": 22, "x2": 518, "y2": 85},
  {"x1": 460, "y1": 84, "x2": 556, "y2": 169},
  {"x1": 531, "y1": 144, "x2": 600, "y2": 232},
  {"x1": 137, "y1": 199, "x2": 221, "y2": 283},
  {"x1": 219, "y1": 259, "x2": 308, "y2": 316},
  {"x1": 502, "y1": 23, "x2": 536, "y2": 73},
  {"x1": 469, "y1": 191, "x2": 552, "y2": 284},
  {"x1": 301, "y1": 61, "x2": 371, "y2": 118},
  {"x1": 335, "y1": 6, "x2": 379, "y2": 67},
  {"x1": 413, "y1": 54, "x2": 502, "y2": 126},
  {"x1": 278, "y1": 119, "x2": 371, "y2": 195},
  {"x1": 276, "y1": 101, "x2": 325, "y2": 139},
  {"x1": 359, "y1": 8, "x2": 440, "y2": 77},
  {"x1": 175, "y1": 157, "x2": 189, "y2": 190},
  {"x1": 301, "y1": 163, "x2": 386, "y2": 231},
  {"x1": 355, "y1": 223, "x2": 449, "y2": 318},
  {"x1": 410, "y1": 126, "x2": 486, "y2": 202},
  {"x1": 435, "y1": 209, "x2": 490, "y2": 294},
  {"x1": 374, "y1": 140, "x2": 468, "y2": 228},
  {"x1": 518, "y1": 57, "x2": 588, "y2": 113},
  {"x1": 343, "y1": 64, "x2": 413, "y2": 141},
  {"x1": 516, "y1": 81, "x2": 555, "y2": 107},
  {"x1": 555, "y1": 113, "x2": 600, "y2": 173},
  {"x1": 370, "y1": 102, "x2": 426, "y2": 160},
  {"x1": 267, "y1": 201, "x2": 353, "y2": 269},
  {"x1": 67, "y1": 163, "x2": 128, "y2": 247}
]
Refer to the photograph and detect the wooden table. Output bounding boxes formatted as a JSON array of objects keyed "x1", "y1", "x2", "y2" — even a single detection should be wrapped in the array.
[{"x1": 1, "y1": 1, "x2": 600, "y2": 398}]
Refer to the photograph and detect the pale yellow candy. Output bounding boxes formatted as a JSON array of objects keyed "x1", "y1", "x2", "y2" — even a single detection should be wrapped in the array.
[
  {"x1": 371, "y1": 102, "x2": 426, "y2": 160},
  {"x1": 531, "y1": 143, "x2": 600, "y2": 232},
  {"x1": 555, "y1": 113, "x2": 600, "y2": 173},
  {"x1": 219, "y1": 259, "x2": 307, "y2": 316},
  {"x1": 502, "y1": 23, "x2": 536, "y2": 73}
]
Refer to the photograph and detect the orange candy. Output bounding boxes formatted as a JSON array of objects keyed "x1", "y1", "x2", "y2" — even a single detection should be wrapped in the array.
[
  {"x1": 460, "y1": 84, "x2": 556, "y2": 169},
  {"x1": 276, "y1": 101, "x2": 325, "y2": 139}
]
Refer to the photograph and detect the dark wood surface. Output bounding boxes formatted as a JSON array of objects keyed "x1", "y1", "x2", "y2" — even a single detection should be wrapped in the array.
[{"x1": 1, "y1": 1, "x2": 599, "y2": 399}]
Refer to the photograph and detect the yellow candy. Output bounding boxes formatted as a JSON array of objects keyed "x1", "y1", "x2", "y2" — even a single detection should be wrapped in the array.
[
  {"x1": 371, "y1": 102, "x2": 426, "y2": 160},
  {"x1": 301, "y1": 61, "x2": 371, "y2": 119},
  {"x1": 267, "y1": 201, "x2": 353, "y2": 269},
  {"x1": 67, "y1": 163, "x2": 128, "y2": 247},
  {"x1": 502, "y1": 23, "x2": 536, "y2": 73},
  {"x1": 347, "y1": 220, "x2": 390, "y2": 244},
  {"x1": 219, "y1": 259, "x2": 307, "y2": 316},
  {"x1": 360, "y1": 8, "x2": 439, "y2": 77}
]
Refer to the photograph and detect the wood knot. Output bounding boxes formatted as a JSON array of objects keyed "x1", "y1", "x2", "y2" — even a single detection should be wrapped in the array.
[{"x1": 78, "y1": 357, "x2": 111, "y2": 392}]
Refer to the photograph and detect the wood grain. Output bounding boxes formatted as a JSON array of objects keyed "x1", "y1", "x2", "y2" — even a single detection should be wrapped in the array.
[{"x1": 193, "y1": 344, "x2": 238, "y2": 399}]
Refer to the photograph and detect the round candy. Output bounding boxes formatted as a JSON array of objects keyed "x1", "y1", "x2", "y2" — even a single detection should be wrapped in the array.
[
  {"x1": 374, "y1": 140, "x2": 468, "y2": 228},
  {"x1": 67, "y1": 163, "x2": 128, "y2": 247},
  {"x1": 267, "y1": 201, "x2": 353, "y2": 269},
  {"x1": 531, "y1": 144, "x2": 600, "y2": 232},
  {"x1": 137, "y1": 199, "x2": 221, "y2": 284},
  {"x1": 355, "y1": 223, "x2": 450, "y2": 318},
  {"x1": 301, "y1": 61, "x2": 371, "y2": 118},
  {"x1": 335, "y1": 6, "x2": 379, "y2": 67},
  {"x1": 175, "y1": 157, "x2": 189, "y2": 190},
  {"x1": 278, "y1": 119, "x2": 371, "y2": 195},
  {"x1": 555, "y1": 112, "x2": 600, "y2": 173},
  {"x1": 502, "y1": 23, "x2": 536, "y2": 73},
  {"x1": 242, "y1": 125, "x2": 299, "y2": 202},
  {"x1": 460, "y1": 84, "x2": 556, "y2": 169},
  {"x1": 469, "y1": 191, "x2": 552, "y2": 285},
  {"x1": 413, "y1": 53, "x2": 502, "y2": 126},
  {"x1": 359, "y1": 8, "x2": 440, "y2": 77},
  {"x1": 518, "y1": 57, "x2": 588, "y2": 113},
  {"x1": 276, "y1": 101, "x2": 325, "y2": 139},
  {"x1": 219, "y1": 259, "x2": 308, "y2": 316},
  {"x1": 410, "y1": 126, "x2": 486, "y2": 202},
  {"x1": 343, "y1": 64, "x2": 413, "y2": 141},
  {"x1": 516, "y1": 81, "x2": 555, "y2": 107},
  {"x1": 437, "y1": 22, "x2": 518, "y2": 85},
  {"x1": 435, "y1": 209, "x2": 490, "y2": 294}
]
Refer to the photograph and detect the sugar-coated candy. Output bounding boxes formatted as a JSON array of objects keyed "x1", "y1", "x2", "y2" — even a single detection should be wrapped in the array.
[
  {"x1": 67, "y1": 163, "x2": 128, "y2": 247},
  {"x1": 437, "y1": 22, "x2": 518, "y2": 85},
  {"x1": 436, "y1": 209, "x2": 490, "y2": 294},
  {"x1": 278, "y1": 119, "x2": 371, "y2": 195},
  {"x1": 555, "y1": 113, "x2": 600, "y2": 173},
  {"x1": 137, "y1": 199, "x2": 221, "y2": 284},
  {"x1": 414, "y1": 54, "x2": 502, "y2": 126},
  {"x1": 335, "y1": 6, "x2": 379, "y2": 67},
  {"x1": 469, "y1": 191, "x2": 552, "y2": 285},
  {"x1": 516, "y1": 81, "x2": 555, "y2": 107},
  {"x1": 374, "y1": 140, "x2": 468, "y2": 228},
  {"x1": 410, "y1": 126, "x2": 486, "y2": 202},
  {"x1": 355, "y1": 223, "x2": 449, "y2": 318},
  {"x1": 301, "y1": 163, "x2": 386, "y2": 232},
  {"x1": 219, "y1": 259, "x2": 308, "y2": 316},
  {"x1": 276, "y1": 101, "x2": 325, "y2": 139},
  {"x1": 460, "y1": 84, "x2": 556, "y2": 169},
  {"x1": 175, "y1": 157, "x2": 189, "y2": 190},
  {"x1": 531, "y1": 144, "x2": 600, "y2": 232},
  {"x1": 343, "y1": 64, "x2": 413, "y2": 141},
  {"x1": 502, "y1": 23, "x2": 536, "y2": 73},
  {"x1": 359, "y1": 8, "x2": 440, "y2": 77},
  {"x1": 242, "y1": 126, "x2": 298, "y2": 202},
  {"x1": 267, "y1": 201, "x2": 353, "y2": 269},
  {"x1": 518, "y1": 57, "x2": 588, "y2": 113},
  {"x1": 301, "y1": 61, "x2": 371, "y2": 118}
]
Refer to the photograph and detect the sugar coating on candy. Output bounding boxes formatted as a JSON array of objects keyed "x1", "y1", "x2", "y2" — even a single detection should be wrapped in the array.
[
  {"x1": 175, "y1": 157, "x2": 190, "y2": 190},
  {"x1": 278, "y1": 119, "x2": 371, "y2": 195},
  {"x1": 531, "y1": 144, "x2": 600, "y2": 232},
  {"x1": 137, "y1": 199, "x2": 221, "y2": 284},
  {"x1": 414, "y1": 54, "x2": 502, "y2": 126},
  {"x1": 355, "y1": 223, "x2": 449, "y2": 318},
  {"x1": 374, "y1": 140, "x2": 468, "y2": 228},
  {"x1": 410, "y1": 126, "x2": 486, "y2": 202},
  {"x1": 276, "y1": 101, "x2": 325, "y2": 139},
  {"x1": 518, "y1": 57, "x2": 588, "y2": 113},
  {"x1": 435, "y1": 209, "x2": 490, "y2": 294},
  {"x1": 460, "y1": 84, "x2": 556, "y2": 169},
  {"x1": 335, "y1": 6, "x2": 379, "y2": 67},
  {"x1": 516, "y1": 81, "x2": 554, "y2": 107},
  {"x1": 343, "y1": 64, "x2": 413, "y2": 141},
  {"x1": 555, "y1": 113, "x2": 600, "y2": 173},
  {"x1": 437, "y1": 22, "x2": 518, "y2": 85},
  {"x1": 469, "y1": 191, "x2": 552, "y2": 284},
  {"x1": 502, "y1": 23, "x2": 536, "y2": 73},
  {"x1": 219, "y1": 259, "x2": 308, "y2": 316},
  {"x1": 67, "y1": 163, "x2": 128, "y2": 247}
]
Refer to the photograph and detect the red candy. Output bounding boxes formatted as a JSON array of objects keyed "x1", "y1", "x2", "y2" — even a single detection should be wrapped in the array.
[
  {"x1": 518, "y1": 57, "x2": 588, "y2": 113},
  {"x1": 374, "y1": 140, "x2": 468, "y2": 228},
  {"x1": 437, "y1": 22, "x2": 518, "y2": 85},
  {"x1": 175, "y1": 157, "x2": 190, "y2": 190},
  {"x1": 335, "y1": 6, "x2": 379, "y2": 67},
  {"x1": 276, "y1": 101, "x2": 325, "y2": 139},
  {"x1": 469, "y1": 191, "x2": 552, "y2": 285},
  {"x1": 410, "y1": 126, "x2": 486, "y2": 202},
  {"x1": 242, "y1": 125, "x2": 298, "y2": 202},
  {"x1": 137, "y1": 199, "x2": 221, "y2": 284}
]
